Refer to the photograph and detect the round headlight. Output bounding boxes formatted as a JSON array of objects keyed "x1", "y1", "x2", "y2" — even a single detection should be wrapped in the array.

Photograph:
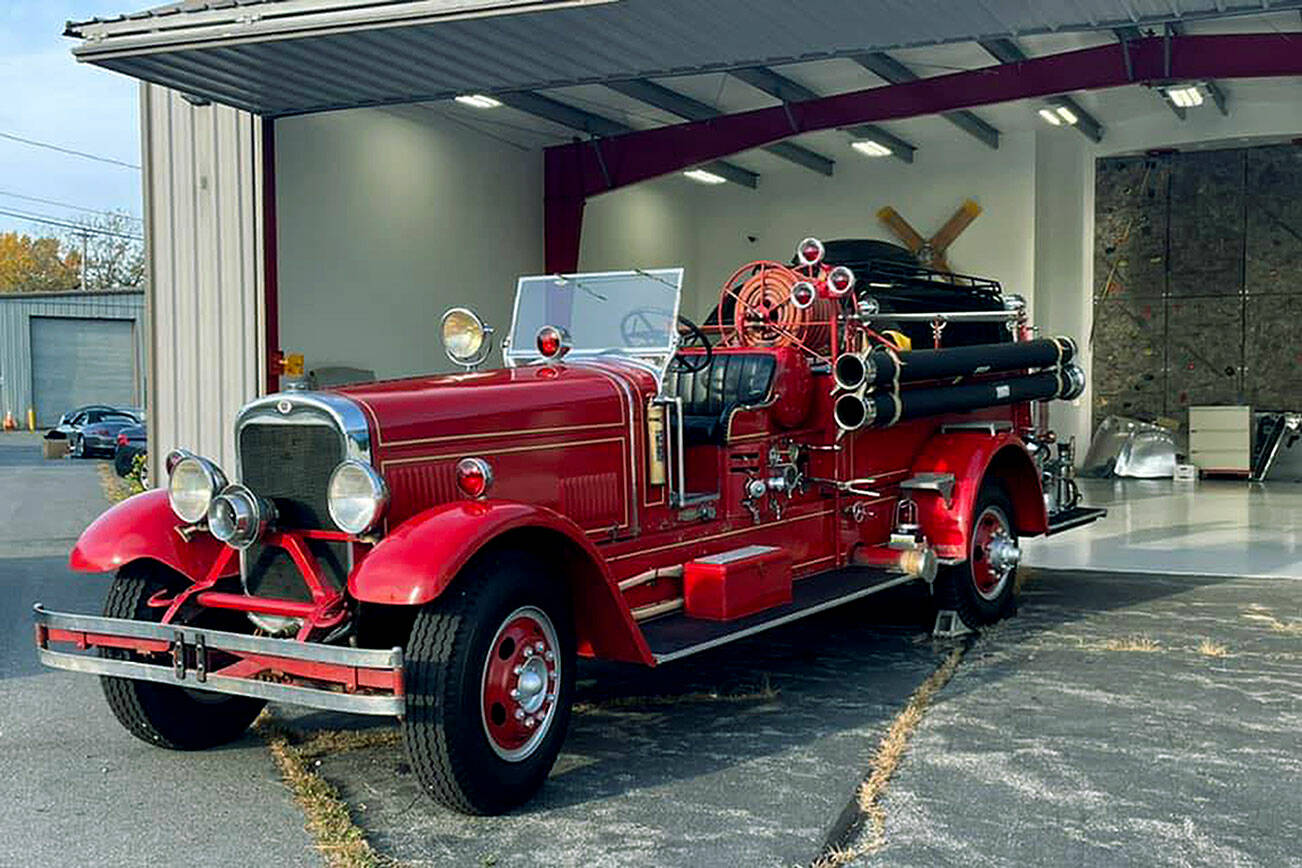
[
  {"x1": 441, "y1": 307, "x2": 489, "y2": 366},
  {"x1": 327, "y1": 460, "x2": 390, "y2": 535},
  {"x1": 208, "y1": 484, "x2": 275, "y2": 550},
  {"x1": 168, "y1": 455, "x2": 227, "y2": 524}
]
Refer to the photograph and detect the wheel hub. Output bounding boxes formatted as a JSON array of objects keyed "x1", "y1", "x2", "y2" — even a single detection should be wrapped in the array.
[
  {"x1": 481, "y1": 607, "x2": 560, "y2": 762},
  {"x1": 971, "y1": 506, "x2": 1019, "y2": 601}
]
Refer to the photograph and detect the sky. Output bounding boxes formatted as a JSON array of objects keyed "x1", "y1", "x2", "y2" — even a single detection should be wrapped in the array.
[{"x1": 0, "y1": 1, "x2": 144, "y2": 240}]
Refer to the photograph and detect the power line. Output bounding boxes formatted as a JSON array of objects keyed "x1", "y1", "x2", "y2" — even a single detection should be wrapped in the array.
[
  {"x1": 0, "y1": 131, "x2": 141, "y2": 171},
  {"x1": 0, "y1": 208, "x2": 145, "y2": 241},
  {"x1": 0, "y1": 189, "x2": 142, "y2": 223}
]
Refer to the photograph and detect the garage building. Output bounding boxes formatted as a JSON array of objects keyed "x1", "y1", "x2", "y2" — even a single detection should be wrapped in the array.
[{"x1": 0, "y1": 290, "x2": 146, "y2": 427}]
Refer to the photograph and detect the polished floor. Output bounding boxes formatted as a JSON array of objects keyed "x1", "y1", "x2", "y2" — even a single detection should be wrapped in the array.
[{"x1": 1023, "y1": 478, "x2": 1302, "y2": 578}]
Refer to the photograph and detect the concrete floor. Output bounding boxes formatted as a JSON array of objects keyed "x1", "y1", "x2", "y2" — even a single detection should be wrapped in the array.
[{"x1": 1024, "y1": 478, "x2": 1302, "y2": 579}]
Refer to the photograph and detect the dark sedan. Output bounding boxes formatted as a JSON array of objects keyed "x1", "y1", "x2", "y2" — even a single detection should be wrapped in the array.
[
  {"x1": 113, "y1": 424, "x2": 147, "y2": 477},
  {"x1": 70, "y1": 410, "x2": 141, "y2": 458}
]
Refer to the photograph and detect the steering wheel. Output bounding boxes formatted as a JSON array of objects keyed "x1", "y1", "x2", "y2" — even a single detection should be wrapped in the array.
[{"x1": 667, "y1": 315, "x2": 713, "y2": 374}]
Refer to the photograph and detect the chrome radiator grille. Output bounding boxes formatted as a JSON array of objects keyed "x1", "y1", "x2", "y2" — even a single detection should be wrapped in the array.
[{"x1": 238, "y1": 419, "x2": 348, "y2": 601}]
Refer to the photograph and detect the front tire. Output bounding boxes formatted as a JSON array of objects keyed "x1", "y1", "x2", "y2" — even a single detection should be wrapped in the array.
[
  {"x1": 99, "y1": 562, "x2": 266, "y2": 750},
  {"x1": 403, "y1": 549, "x2": 575, "y2": 815},
  {"x1": 935, "y1": 484, "x2": 1020, "y2": 626}
]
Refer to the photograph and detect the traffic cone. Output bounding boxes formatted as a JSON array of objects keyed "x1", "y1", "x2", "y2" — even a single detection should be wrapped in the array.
[{"x1": 2, "y1": 411, "x2": 15, "y2": 431}]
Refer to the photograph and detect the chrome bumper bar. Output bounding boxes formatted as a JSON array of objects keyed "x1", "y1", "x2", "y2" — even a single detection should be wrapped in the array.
[{"x1": 33, "y1": 604, "x2": 405, "y2": 717}]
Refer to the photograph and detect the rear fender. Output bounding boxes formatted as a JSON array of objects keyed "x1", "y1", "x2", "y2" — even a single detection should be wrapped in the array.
[
  {"x1": 69, "y1": 489, "x2": 233, "y2": 580},
  {"x1": 349, "y1": 500, "x2": 651, "y2": 665},
  {"x1": 910, "y1": 433, "x2": 1047, "y2": 561}
]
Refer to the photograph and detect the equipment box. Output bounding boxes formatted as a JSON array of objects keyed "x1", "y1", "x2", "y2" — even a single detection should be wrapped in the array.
[{"x1": 683, "y1": 545, "x2": 793, "y2": 621}]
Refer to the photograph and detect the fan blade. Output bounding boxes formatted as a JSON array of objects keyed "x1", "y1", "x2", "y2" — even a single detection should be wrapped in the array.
[
  {"x1": 931, "y1": 199, "x2": 982, "y2": 253},
  {"x1": 876, "y1": 206, "x2": 926, "y2": 253}
]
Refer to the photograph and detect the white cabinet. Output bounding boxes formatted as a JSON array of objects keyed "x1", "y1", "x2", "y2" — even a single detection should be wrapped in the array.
[{"x1": 1189, "y1": 405, "x2": 1251, "y2": 475}]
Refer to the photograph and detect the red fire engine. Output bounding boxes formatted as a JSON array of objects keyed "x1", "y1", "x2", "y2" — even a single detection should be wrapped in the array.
[{"x1": 35, "y1": 237, "x2": 1102, "y2": 814}]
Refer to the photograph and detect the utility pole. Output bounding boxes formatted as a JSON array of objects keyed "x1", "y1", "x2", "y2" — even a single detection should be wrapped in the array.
[{"x1": 77, "y1": 229, "x2": 90, "y2": 290}]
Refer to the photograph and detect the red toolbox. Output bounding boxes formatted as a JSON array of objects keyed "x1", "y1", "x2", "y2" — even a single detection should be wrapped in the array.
[{"x1": 683, "y1": 545, "x2": 793, "y2": 621}]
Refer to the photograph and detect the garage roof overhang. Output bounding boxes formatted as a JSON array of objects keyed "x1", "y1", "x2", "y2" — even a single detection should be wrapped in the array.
[{"x1": 68, "y1": 0, "x2": 1302, "y2": 118}]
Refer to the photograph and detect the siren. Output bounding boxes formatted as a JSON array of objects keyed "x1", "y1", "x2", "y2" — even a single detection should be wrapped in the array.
[
  {"x1": 827, "y1": 266, "x2": 855, "y2": 296},
  {"x1": 795, "y1": 237, "x2": 825, "y2": 267}
]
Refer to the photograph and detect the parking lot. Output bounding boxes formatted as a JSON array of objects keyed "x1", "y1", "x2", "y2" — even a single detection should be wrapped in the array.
[{"x1": 2, "y1": 431, "x2": 1299, "y2": 867}]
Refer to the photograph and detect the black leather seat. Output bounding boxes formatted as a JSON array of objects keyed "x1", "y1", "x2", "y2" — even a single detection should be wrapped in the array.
[{"x1": 663, "y1": 353, "x2": 776, "y2": 445}]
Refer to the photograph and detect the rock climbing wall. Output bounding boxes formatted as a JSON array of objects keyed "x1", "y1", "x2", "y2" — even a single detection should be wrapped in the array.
[{"x1": 1092, "y1": 143, "x2": 1302, "y2": 434}]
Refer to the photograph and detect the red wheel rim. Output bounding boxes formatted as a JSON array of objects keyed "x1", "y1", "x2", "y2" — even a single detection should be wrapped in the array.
[
  {"x1": 970, "y1": 505, "x2": 1017, "y2": 601},
  {"x1": 480, "y1": 606, "x2": 561, "y2": 762}
]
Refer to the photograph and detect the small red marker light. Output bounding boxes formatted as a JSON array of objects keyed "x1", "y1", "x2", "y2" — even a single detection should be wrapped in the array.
[
  {"x1": 828, "y1": 265, "x2": 855, "y2": 296},
  {"x1": 796, "y1": 237, "x2": 825, "y2": 267},
  {"x1": 456, "y1": 457, "x2": 493, "y2": 499},
  {"x1": 790, "y1": 281, "x2": 817, "y2": 309},
  {"x1": 535, "y1": 325, "x2": 570, "y2": 360}
]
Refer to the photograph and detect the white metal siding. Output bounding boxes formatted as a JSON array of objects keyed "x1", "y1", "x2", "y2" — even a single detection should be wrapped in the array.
[
  {"x1": 142, "y1": 84, "x2": 266, "y2": 483},
  {"x1": 30, "y1": 317, "x2": 138, "y2": 426}
]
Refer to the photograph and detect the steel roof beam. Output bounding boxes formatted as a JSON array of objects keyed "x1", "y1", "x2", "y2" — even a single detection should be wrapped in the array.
[
  {"x1": 606, "y1": 78, "x2": 834, "y2": 176},
  {"x1": 851, "y1": 52, "x2": 1000, "y2": 149},
  {"x1": 978, "y1": 38, "x2": 1104, "y2": 143},
  {"x1": 732, "y1": 66, "x2": 916, "y2": 163},
  {"x1": 498, "y1": 91, "x2": 757, "y2": 188},
  {"x1": 1114, "y1": 25, "x2": 1191, "y2": 120},
  {"x1": 1164, "y1": 22, "x2": 1230, "y2": 117}
]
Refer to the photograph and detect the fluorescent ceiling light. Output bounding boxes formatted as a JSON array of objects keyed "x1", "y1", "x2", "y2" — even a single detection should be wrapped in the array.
[
  {"x1": 1055, "y1": 105, "x2": 1078, "y2": 125},
  {"x1": 851, "y1": 139, "x2": 892, "y2": 157},
  {"x1": 1166, "y1": 85, "x2": 1204, "y2": 108},
  {"x1": 1037, "y1": 107, "x2": 1062, "y2": 126},
  {"x1": 683, "y1": 168, "x2": 727, "y2": 185},
  {"x1": 454, "y1": 93, "x2": 501, "y2": 109}
]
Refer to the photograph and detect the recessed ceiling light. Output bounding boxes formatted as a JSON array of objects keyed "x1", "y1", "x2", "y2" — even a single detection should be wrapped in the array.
[
  {"x1": 454, "y1": 94, "x2": 501, "y2": 109},
  {"x1": 1037, "y1": 107, "x2": 1062, "y2": 126},
  {"x1": 1166, "y1": 85, "x2": 1204, "y2": 108},
  {"x1": 1055, "y1": 105, "x2": 1078, "y2": 125},
  {"x1": 683, "y1": 168, "x2": 727, "y2": 185},
  {"x1": 851, "y1": 139, "x2": 892, "y2": 157}
]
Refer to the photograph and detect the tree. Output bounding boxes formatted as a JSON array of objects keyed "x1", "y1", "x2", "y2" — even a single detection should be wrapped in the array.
[
  {"x1": 0, "y1": 232, "x2": 81, "y2": 293},
  {"x1": 64, "y1": 212, "x2": 145, "y2": 291}
]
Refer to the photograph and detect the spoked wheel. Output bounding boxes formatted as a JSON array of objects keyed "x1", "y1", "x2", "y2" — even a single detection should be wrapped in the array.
[
  {"x1": 403, "y1": 549, "x2": 575, "y2": 815},
  {"x1": 935, "y1": 484, "x2": 1021, "y2": 626}
]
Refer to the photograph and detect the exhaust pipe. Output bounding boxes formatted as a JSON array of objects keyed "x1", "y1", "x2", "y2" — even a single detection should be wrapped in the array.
[{"x1": 852, "y1": 544, "x2": 938, "y2": 582}]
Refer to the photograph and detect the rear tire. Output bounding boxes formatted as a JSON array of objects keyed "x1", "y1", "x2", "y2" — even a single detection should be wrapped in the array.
[
  {"x1": 934, "y1": 484, "x2": 1020, "y2": 626},
  {"x1": 403, "y1": 549, "x2": 575, "y2": 815},
  {"x1": 100, "y1": 562, "x2": 266, "y2": 750}
]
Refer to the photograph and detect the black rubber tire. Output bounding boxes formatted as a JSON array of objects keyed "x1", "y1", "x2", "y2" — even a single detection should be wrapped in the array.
[
  {"x1": 402, "y1": 548, "x2": 575, "y2": 815},
  {"x1": 934, "y1": 484, "x2": 1018, "y2": 626},
  {"x1": 70, "y1": 434, "x2": 83, "y2": 458},
  {"x1": 99, "y1": 562, "x2": 266, "y2": 750},
  {"x1": 113, "y1": 447, "x2": 137, "y2": 478}
]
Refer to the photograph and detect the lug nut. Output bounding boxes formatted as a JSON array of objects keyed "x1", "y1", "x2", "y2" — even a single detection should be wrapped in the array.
[
  {"x1": 509, "y1": 688, "x2": 519, "y2": 699},
  {"x1": 534, "y1": 641, "x2": 545, "y2": 652},
  {"x1": 525, "y1": 718, "x2": 535, "y2": 728},
  {"x1": 543, "y1": 650, "x2": 554, "y2": 662},
  {"x1": 523, "y1": 647, "x2": 534, "y2": 658},
  {"x1": 513, "y1": 665, "x2": 523, "y2": 675},
  {"x1": 514, "y1": 709, "x2": 525, "y2": 720}
]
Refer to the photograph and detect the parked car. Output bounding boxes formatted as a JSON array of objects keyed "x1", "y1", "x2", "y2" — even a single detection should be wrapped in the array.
[
  {"x1": 44, "y1": 405, "x2": 121, "y2": 441},
  {"x1": 36, "y1": 237, "x2": 1103, "y2": 815},
  {"x1": 69, "y1": 410, "x2": 141, "y2": 458},
  {"x1": 113, "y1": 424, "x2": 147, "y2": 477}
]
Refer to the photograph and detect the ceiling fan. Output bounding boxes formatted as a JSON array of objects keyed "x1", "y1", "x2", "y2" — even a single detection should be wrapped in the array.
[{"x1": 876, "y1": 199, "x2": 982, "y2": 272}]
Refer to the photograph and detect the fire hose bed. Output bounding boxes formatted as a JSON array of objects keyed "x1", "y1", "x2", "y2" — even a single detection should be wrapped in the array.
[{"x1": 265, "y1": 568, "x2": 1300, "y2": 867}]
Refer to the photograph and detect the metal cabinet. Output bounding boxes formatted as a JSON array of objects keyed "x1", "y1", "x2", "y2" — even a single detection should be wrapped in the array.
[{"x1": 1189, "y1": 405, "x2": 1251, "y2": 475}]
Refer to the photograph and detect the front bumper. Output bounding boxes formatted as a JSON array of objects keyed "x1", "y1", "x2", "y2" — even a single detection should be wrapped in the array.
[{"x1": 34, "y1": 604, "x2": 405, "y2": 717}]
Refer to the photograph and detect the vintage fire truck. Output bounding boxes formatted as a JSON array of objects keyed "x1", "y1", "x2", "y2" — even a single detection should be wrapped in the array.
[{"x1": 35, "y1": 238, "x2": 1102, "y2": 814}]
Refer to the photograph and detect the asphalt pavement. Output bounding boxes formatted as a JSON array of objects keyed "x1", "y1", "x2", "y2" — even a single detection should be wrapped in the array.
[{"x1": 0, "y1": 432, "x2": 319, "y2": 868}]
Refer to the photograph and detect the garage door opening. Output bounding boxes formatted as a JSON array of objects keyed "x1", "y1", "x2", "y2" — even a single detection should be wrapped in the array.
[{"x1": 30, "y1": 317, "x2": 139, "y2": 427}]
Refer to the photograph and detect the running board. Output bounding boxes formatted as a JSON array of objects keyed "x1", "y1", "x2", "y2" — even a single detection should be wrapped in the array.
[
  {"x1": 1045, "y1": 505, "x2": 1107, "y2": 536},
  {"x1": 641, "y1": 568, "x2": 919, "y2": 663}
]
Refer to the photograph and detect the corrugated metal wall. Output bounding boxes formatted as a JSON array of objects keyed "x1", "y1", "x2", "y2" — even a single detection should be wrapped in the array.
[
  {"x1": 142, "y1": 84, "x2": 266, "y2": 481},
  {"x1": 0, "y1": 291, "x2": 146, "y2": 424}
]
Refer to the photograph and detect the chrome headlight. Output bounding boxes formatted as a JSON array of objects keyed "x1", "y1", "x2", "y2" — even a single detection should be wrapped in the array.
[
  {"x1": 441, "y1": 307, "x2": 492, "y2": 368},
  {"x1": 208, "y1": 484, "x2": 275, "y2": 550},
  {"x1": 168, "y1": 454, "x2": 228, "y2": 524},
  {"x1": 327, "y1": 460, "x2": 390, "y2": 535}
]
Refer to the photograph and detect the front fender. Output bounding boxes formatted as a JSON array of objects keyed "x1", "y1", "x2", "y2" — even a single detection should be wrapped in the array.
[
  {"x1": 911, "y1": 432, "x2": 1047, "y2": 561},
  {"x1": 350, "y1": 500, "x2": 651, "y2": 665},
  {"x1": 69, "y1": 489, "x2": 232, "y2": 580}
]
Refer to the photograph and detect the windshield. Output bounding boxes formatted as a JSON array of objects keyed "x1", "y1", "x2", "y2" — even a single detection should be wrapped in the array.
[{"x1": 506, "y1": 269, "x2": 683, "y2": 366}]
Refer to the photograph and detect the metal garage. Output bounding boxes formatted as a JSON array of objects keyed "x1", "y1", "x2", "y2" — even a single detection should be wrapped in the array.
[
  {"x1": 0, "y1": 291, "x2": 146, "y2": 428},
  {"x1": 29, "y1": 317, "x2": 139, "y2": 426}
]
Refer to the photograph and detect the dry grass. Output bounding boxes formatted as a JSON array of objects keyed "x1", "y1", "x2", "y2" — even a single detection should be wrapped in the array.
[
  {"x1": 294, "y1": 727, "x2": 403, "y2": 761},
  {"x1": 255, "y1": 713, "x2": 393, "y2": 868},
  {"x1": 811, "y1": 646, "x2": 967, "y2": 867},
  {"x1": 1196, "y1": 639, "x2": 1229, "y2": 658},
  {"x1": 1098, "y1": 635, "x2": 1161, "y2": 653},
  {"x1": 1242, "y1": 607, "x2": 1302, "y2": 636},
  {"x1": 97, "y1": 462, "x2": 132, "y2": 505},
  {"x1": 573, "y1": 677, "x2": 778, "y2": 714}
]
